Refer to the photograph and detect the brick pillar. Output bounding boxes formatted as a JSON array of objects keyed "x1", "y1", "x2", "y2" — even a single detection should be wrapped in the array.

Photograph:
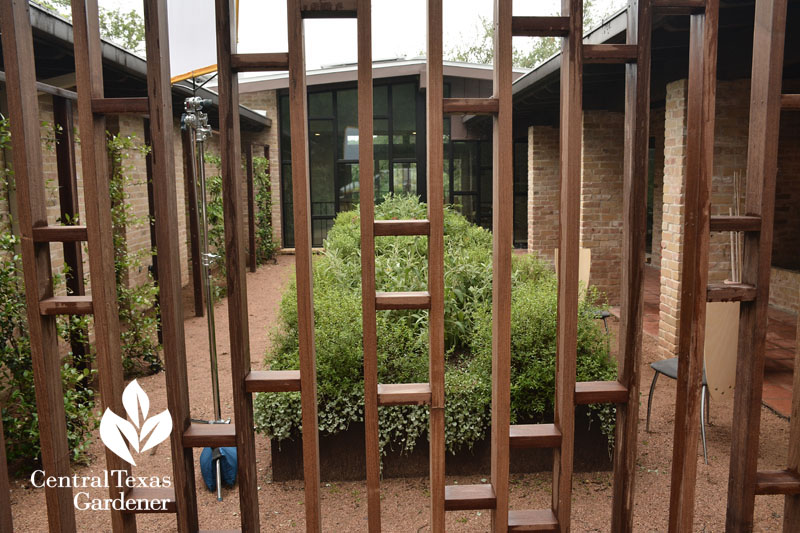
[
  {"x1": 658, "y1": 79, "x2": 688, "y2": 358},
  {"x1": 527, "y1": 124, "x2": 560, "y2": 261},
  {"x1": 657, "y1": 79, "x2": 751, "y2": 358},
  {"x1": 579, "y1": 110, "x2": 625, "y2": 305}
]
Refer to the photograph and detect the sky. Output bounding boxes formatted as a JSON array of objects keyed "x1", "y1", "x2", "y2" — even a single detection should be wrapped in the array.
[{"x1": 100, "y1": 0, "x2": 626, "y2": 73}]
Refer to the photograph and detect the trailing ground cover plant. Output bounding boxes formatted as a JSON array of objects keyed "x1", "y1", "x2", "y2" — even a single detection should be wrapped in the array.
[{"x1": 254, "y1": 195, "x2": 616, "y2": 458}]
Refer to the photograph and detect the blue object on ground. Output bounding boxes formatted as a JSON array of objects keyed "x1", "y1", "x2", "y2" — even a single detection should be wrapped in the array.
[{"x1": 200, "y1": 446, "x2": 238, "y2": 491}]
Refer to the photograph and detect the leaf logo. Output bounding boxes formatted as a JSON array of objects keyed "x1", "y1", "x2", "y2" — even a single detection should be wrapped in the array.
[{"x1": 99, "y1": 380, "x2": 172, "y2": 466}]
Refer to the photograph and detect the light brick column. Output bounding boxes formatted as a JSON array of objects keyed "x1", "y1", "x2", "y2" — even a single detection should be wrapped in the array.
[
  {"x1": 657, "y1": 78, "x2": 751, "y2": 358},
  {"x1": 657, "y1": 79, "x2": 689, "y2": 358},
  {"x1": 579, "y1": 110, "x2": 625, "y2": 305},
  {"x1": 527, "y1": 124, "x2": 560, "y2": 261}
]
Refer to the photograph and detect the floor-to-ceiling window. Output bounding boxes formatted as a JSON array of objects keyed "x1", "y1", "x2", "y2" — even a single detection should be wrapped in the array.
[
  {"x1": 279, "y1": 77, "x2": 527, "y2": 248},
  {"x1": 280, "y1": 81, "x2": 423, "y2": 247}
]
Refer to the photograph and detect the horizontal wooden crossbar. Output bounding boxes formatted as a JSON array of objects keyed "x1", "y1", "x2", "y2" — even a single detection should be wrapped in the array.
[
  {"x1": 574, "y1": 381, "x2": 628, "y2": 404},
  {"x1": 91, "y1": 97, "x2": 149, "y2": 115},
  {"x1": 32, "y1": 225, "x2": 88, "y2": 242},
  {"x1": 444, "y1": 484, "x2": 497, "y2": 511},
  {"x1": 300, "y1": 0, "x2": 356, "y2": 18},
  {"x1": 442, "y1": 98, "x2": 499, "y2": 115},
  {"x1": 508, "y1": 509, "x2": 559, "y2": 532},
  {"x1": 182, "y1": 423, "x2": 236, "y2": 448},
  {"x1": 709, "y1": 215, "x2": 761, "y2": 232},
  {"x1": 244, "y1": 370, "x2": 301, "y2": 392},
  {"x1": 373, "y1": 219, "x2": 430, "y2": 236},
  {"x1": 377, "y1": 383, "x2": 431, "y2": 406},
  {"x1": 782, "y1": 94, "x2": 800, "y2": 110},
  {"x1": 120, "y1": 487, "x2": 176, "y2": 514},
  {"x1": 651, "y1": 0, "x2": 705, "y2": 14},
  {"x1": 706, "y1": 283, "x2": 757, "y2": 302},
  {"x1": 754, "y1": 470, "x2": 800, "y2": 495},
  {"x1": 583, "y1": 44, "x2": 638, "y2": 64},
  {"x1": 509, "y1": 423, "x2": 562, "y2": 449},
  {"x1": 231, "y1": 53, "x2": 289, "y2": 72},
  {"x1": 511, "y1": 16, "x2": 570, "y2": 37},
  {"x1": 39, "y1": 295, "x2": 93, "y2": 316},
  {"x1": 375, "y1": 291, "x2": 431, "y2": 310}
]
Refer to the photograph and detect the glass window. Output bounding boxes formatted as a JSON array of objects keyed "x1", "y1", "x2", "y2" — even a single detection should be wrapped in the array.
[
  {"x1": 337, "y1": 89, "x2": 358, "y2": 160},
  {"x1": 453, "y1": 142, "x2": 478, "y2": 193},
  {"x1": 309, "y1": 91, "x2": 333, "y2": 118},
  {"x1": 453, "y1": 194, "x2": 477, "y2": 222},
  {"x1": 391, "y1": 83, "x2": 416, "y2": 159},
  {"x1": 376, "y1": 159, "x2": 390, "y2": 201},
  {"x1": 374, "y1": 85, "x2": 388, "y2": 116},
  {"x1": 392, "y1": 162, "x2": 417, "y2": 196},
  {"x1": 337, "y1": 162, "x2": 359, "y2": 213},
  {"x1": 309, "y1": 119, "x2": 335, "y2": 217}
]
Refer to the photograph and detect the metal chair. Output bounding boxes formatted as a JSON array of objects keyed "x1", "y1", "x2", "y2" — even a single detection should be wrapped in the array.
[{"x1": 646, "y1": 357, "x2": 710, "y2": 464}]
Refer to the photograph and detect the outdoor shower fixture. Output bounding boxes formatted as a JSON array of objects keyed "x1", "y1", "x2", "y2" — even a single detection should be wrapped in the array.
[{"x1": 182, "y1": 96, "x2": 230, "y2": 503}]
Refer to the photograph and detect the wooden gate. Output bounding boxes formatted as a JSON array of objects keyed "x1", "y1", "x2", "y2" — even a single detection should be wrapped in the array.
[{"x1": 0, "y1": 0, "x2": 796, "y2": 531}]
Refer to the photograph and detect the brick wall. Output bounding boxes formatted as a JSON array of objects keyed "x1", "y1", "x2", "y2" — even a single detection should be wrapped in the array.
[
  {"x1": 770, "y1": 267, "x2": 800, "y2": 314},
  {"x1": 580, "y1": 110, "x2": 625, "y2": 305},
  {"x1": 239, "y1": 90, "x2": 282, "y2": 247},
  {"x1": 527, "y1": 124, "x2": 560, "y2": 262}
]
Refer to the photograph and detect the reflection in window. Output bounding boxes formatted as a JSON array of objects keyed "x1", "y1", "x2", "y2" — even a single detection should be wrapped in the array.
[{"x1": 393, "y1": 163, "x2": 417, "y2": 196}]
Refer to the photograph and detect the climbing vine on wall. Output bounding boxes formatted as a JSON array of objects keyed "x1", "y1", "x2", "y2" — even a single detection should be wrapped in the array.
[{"x1": 253, "y1": 155, "x2": 279, "y2": 264}]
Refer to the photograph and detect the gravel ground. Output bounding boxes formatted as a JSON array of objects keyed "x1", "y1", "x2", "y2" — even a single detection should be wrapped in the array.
[{"x1": 7, "y1": 254, "x2": 793, "y2": 531}]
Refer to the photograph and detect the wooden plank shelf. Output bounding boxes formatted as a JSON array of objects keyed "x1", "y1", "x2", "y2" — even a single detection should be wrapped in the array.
[
  {"x1": 574, "y1": 381, "x2": 628, "y2": 404},
  {"x1": 444, "y1": 484, "x2": 496, "y2": 511},
  {"x1": 120, "y1": 487, "x2": 176, "y2": 514},
  {"x1": 300, "y1": 0, "x2": 356, "y2": 18},
  {"x1": 91, "y1": 97, "x2": 149, "y2": 115},
  {"x1": 32, "y1": 225, "x2": 88, "y2": 242},
  {"x1": 39, "y1": 295, "x2": 93, "y2": 316},
  {"x1": 509, "y1": 424, "x2": 562, "y2": 449},
  {"x1": 231, "y1": 53, "x2": 289, "y2": 72},
  {"x1": 511, "y1": 16, "x2": 570, "y2": 37},
  {"x1": 508, "y1": 509, "x2": 559, "y2": 531},
  {"x1": 709, "y1": 215, "x2": 761, "y2": 232},
  {"x1": 706, "y1": 283, "x2": 757, "y2": 302},
  {"x1": 442, "y1": 98, "x2": 499, "y2": 115},
  {"x1": 375, "y1": 291, "x2": 431, "y2": 310},
  {"x1": 754, "y1": 470, "x2": 800, "y2": 495},
  {"x1": 583, "y1": 44, "x2": 638, "y2": 64},
  {"x1": 782, "y1": 94, "x2": 800, "y2": 110},
  {"x1": 244, "y1": 370, "x2": 301, "y2": 393},
  {"x1": 377, "y1": 383, "x2": 431, "y2": 406},
  {"x1": 182, "y1": 423, "x2": 236, "y2": 448},
  {"x1": 373, "y1": 219, "x2": 430, "y2": 236}
]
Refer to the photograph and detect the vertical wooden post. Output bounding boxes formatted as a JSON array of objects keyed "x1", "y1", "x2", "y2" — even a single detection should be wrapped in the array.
[
  {"x1": 667, "y1": 1, "x2": 719, "y2": 530},
  {"x1": 426, "y1": 0, "x2": 446, "y2": 530},
  {"x1": 725, "y1": 0, "x2": 788, "y2": 529},
  {"x1": 183, "y1": 126, "x2": 205, "y2": 317},
  {"x1": 70, "y1": 1, "x2": 134, "y2": 531},
  {"x1": 141, "y1": 1, "x2": 200, "y2": 530},
  {"x1": 213, "y1": 0, "x2": 261, "y2": 530},
  {"x1": 358, "y1": 0, "x2": 381, "y2": 529},
  {"x1": 490, "y1": 0, "x2": 513, "y2": 530},
  {"x1": 611, "y1": 1, "x2": 651, "y2": 530},
  {"x1": 53, "y1": 95, "x2": 90, "y2": 366},
  {"x1": 552, "y1": 0, "x2": 582, "y2": 529},
  {"x1": 0, "y1": 416, "x2": 11, "y2": 532},
  {"x1": 246, "y1": 143, "x2": 257, "y2": 272},
  {"x1": 286, "y1": 1, "x2": 323, "y2": 529}
]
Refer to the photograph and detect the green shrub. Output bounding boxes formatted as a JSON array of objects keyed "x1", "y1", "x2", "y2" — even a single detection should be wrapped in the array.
[{"x1": 254, "y1": 195, "x2": 616, "y2": 458}]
